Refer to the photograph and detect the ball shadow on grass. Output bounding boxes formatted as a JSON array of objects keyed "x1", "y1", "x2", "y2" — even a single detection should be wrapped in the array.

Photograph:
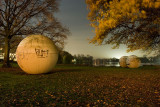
[
  {"x1": 44, "y1": 68, "x2": 83, "y2": 75},
  {"x1": 0, "y1": 67, "x2": 26, "y2": 75}
]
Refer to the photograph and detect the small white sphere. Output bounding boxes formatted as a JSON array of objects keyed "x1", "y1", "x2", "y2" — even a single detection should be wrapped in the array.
[
  {"x1": 119, "y1": 56, "x2": 128, "y2": 67},
  {"x1": 126, "y1": 55, "x2": 141, "y2": 68},
  {"x1": 16, "y1": 35, "x2": 58, "y2": 74}
]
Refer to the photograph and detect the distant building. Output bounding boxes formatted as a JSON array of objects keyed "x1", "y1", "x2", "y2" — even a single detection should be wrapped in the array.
[
  {"x1": 0, "y1": 48, "x2": 3, "y2": 62},
  {"x1": 0, "y1": 48, "x2": 17, "y2": 61},
  {"x1": 0, "y1": 48, "x2": 2, "y2": 58}
]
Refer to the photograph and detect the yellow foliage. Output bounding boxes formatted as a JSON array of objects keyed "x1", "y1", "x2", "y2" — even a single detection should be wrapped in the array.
[{"x1": 86, "y1": 0, "x2": 160, "y2": 52}]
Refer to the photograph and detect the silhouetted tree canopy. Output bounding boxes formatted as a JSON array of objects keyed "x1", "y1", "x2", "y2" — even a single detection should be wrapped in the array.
[{"x1": 57, "y1": 51, "x2": 73, "y2": 64}]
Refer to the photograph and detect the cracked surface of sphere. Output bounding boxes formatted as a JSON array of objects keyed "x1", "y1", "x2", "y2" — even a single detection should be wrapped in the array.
[{"x1": 16, "y1": 35, "x2": 58, "y2": 74}]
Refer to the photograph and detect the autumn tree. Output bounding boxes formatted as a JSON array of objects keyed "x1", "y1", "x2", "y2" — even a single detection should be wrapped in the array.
[
  {"x1": 0, "y1": 0, "x2": 69, "y2": 67},
  {"x1": 86, "y1": 0, "x2": 160, "y2": 54}
]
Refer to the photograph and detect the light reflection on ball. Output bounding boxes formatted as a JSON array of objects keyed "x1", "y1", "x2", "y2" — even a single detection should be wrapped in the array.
[
  {"x1": 119, "y1": 56, "x2": 128, "y2": 67},
  {"x1": 127, "y1": 55, "x2": 141, "y2": 68},
  {"x1": 16, "y1": 35, "x2": 58, "y2": 74}
]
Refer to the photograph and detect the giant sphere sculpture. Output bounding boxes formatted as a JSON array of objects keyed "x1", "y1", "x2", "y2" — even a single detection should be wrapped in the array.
[
  {"x1": 119, "y1": 56, "x2": 128, "y2": 67},
  {"x1": 126, "y1": 55, "x2": 141, "y2": 68},
  {"x1": 16, "y1": 35, "x2": 58, "y2": 74}
]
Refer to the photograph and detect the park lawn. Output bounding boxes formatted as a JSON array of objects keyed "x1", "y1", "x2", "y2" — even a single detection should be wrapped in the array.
[{"x1": 0, "y1": 65, "x2": 159, "y2": 106}]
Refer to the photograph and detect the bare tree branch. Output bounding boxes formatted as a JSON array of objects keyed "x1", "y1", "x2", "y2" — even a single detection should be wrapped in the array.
[{"x1": 0, "y1": 0, "x2": 69, "y2": 67}]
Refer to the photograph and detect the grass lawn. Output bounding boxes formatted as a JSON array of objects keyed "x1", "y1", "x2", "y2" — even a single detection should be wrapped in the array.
[{"x1": 0, "y1": 64, "x2": 159, "y2": 106}]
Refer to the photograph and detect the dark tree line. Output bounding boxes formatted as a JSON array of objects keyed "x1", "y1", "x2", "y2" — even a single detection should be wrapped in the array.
[
  {"x1": 57, "y1": 51, "x2": 73, "y2": 64},
  {"x1": 73, "y1": 54, "x2": 93, "y2": 66}
]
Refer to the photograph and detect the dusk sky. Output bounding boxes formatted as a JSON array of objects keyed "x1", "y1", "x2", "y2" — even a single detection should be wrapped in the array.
[{"x1": 56, "y1": 0, "x2": 146, "y2": 59}]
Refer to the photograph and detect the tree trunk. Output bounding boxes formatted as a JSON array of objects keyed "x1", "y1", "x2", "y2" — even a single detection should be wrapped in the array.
[{"x1": 2, "y1": 37, "x2": 11, "y2": 68}]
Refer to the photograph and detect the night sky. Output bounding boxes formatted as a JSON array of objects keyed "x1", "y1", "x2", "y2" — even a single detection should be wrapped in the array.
[{"x1": 56, "y1": 0, "x2": 146, "y2": 59}]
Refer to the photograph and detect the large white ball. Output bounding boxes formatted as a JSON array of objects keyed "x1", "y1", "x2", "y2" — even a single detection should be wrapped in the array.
[
  {"x1": 126, "y1": 55, "x2": 141, "y2": 68},
  {"x1": 119, "y1": 56, "x2": 128, "y2": 67},
  {"x1": 16, "y1": 35, "x2": 58, "y2": 74}
]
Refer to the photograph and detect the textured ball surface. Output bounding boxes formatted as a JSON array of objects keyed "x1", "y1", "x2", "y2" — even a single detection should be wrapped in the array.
[
  {"x1": 16, "y1": 35, "x2": 58, "y2": 74},
  {"x1": 127, "y1": 55, "x2": 141, "y2": 68},
  {"x1": 119, "y1": 56, "x2": 128, "y2": 67}
]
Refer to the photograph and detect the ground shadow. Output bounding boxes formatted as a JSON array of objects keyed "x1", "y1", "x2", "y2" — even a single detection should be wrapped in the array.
[
  {"x1": 0, "y1": 67, "x2": 83, "y2": 75},
  {"x1": 44, "y1": 68, "x2": 84, "y2": 75}
]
